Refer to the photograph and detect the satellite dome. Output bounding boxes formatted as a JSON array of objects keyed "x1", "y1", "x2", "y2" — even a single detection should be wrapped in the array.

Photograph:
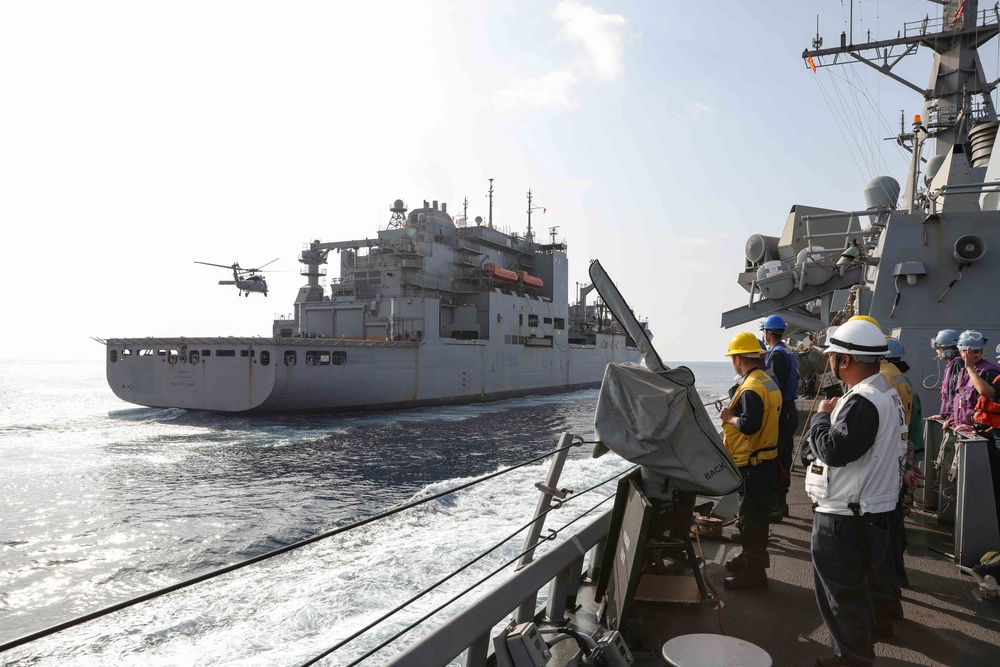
[{"x1": 863, "y1": 176, "x2": 900, "y2": 211}]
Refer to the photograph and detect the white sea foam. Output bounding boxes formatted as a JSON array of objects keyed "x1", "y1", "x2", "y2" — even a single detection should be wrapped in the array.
[{"x1": 1, "y1": 359, "x2": 733, "y2": 665}]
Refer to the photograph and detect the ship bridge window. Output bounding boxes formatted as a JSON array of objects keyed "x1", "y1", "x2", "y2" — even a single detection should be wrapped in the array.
[
  {"x1": 284, "y1": 351, "x2": 297, "y2": 366},
  {"x1": 306, "y1": 351, "x2": 331, "y2": 366},
  {"x1": 201, "y1": 350, "x2": 211, "y2": 357},
  {"x1": 109, "y1": 350, "x2": 118, "y2": 363},
  {"x1": 544, "y1": 317, "x2": 552, "y2": 324},
  {"x1": 260, "y1": 351, "x2": 270, "y2": 366},
  {"x1": 139, "y1": 349, "x2": 154, "y2": 356},
  {"x1": 189, "y1": 351, "x2": 200, "y2": 365},
  {"x1": 528, "y1": 314, "x2": 539, "y2": 327},
  {"x1": 216, "y1": 349, "x2": 236, "y2": 357},
  {"x1": 332, "y1": 351, "x2": 347, "y2": 365},
  {"x1": 554, "y1": 318, "x2": 565, "y2": 330}
]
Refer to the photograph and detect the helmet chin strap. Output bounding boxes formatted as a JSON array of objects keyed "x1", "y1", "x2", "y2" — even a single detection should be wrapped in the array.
[{"x1": 831, "y1": 352, "x2": 844, "y2": 382}]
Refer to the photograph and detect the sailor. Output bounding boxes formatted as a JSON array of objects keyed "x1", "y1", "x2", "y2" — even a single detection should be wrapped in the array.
[
  {"x1": 883, "y1": 337, "x2": 922, "y2": 469},
  {"x1": 719, "y1": 332, "x2": 781, "y2": 591},
  {"x1": 948, "y1": 330, "x2": 1000, "y2": 432},
  {"x1": 882, "y1": 337, "x2": 925, "y2": 608},
  {"x1": 970, "y1": 343, "x2": 1000, "y2": 523},
  {"x1": 929, "y1": 329, "x2": 962, "y2": 421},
  {"x1": 806, "y1": 319, "x2": 908, "y2": 667},
  {"x1": 760, "y1": 314, "x2": 798, "y2": 522}
]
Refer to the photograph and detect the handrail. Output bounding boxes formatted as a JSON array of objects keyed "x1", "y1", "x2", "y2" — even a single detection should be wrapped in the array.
[{"x1": 383, "y1": 510, "x2": 613, "y2": 667}]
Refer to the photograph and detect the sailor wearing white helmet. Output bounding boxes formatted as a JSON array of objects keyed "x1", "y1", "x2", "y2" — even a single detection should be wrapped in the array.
[{"x1": 805, "y1": 319, "x2": 908, "y2": 667}]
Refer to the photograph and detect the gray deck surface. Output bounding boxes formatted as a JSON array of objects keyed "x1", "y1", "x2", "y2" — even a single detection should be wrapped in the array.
[{"x1": 608, "y1": 468, "x2": 1000, "y2": 666}]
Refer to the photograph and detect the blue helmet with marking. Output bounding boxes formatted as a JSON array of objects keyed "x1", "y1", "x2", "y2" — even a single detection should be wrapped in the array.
[
  {"x1": 760, "y1": 315, "x2": 786, "y2": 332},
  {"x1": 957, "y1": 330, "x2": 987, "y2": 351},
  {"x1": 932, "y1": 329, "x2": 960, "y2": 348},
  {"x1": 885, "y1": 337, "x2": 905, "y2": 360}
]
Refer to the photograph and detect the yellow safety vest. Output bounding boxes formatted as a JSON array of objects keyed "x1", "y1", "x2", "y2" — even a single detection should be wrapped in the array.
[
  {"x1": 881, "y1": 361, "x2": 911, "y2": 440},
  {"x1": 722, "y1": 368, "x2": 781, "y2": 467}
]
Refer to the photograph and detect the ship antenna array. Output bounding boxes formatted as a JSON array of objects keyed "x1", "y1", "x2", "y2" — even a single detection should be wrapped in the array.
[
  {"x1": 488, "y1": 177, "x2": 494, "y2": 229},
  {"x1": 387, "y1": 198, "x2": 408, "y2": 229},
  {"x1": 549, "y1": 226, "x2": 559, "y2": 244}
]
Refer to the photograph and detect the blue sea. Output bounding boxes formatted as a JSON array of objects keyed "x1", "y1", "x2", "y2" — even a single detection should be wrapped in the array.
[{"x1": 0, "y1": 359, "x2": 735, "y2": 666}]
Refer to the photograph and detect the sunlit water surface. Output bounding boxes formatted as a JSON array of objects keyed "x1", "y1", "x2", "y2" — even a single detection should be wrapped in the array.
[{"x1": 0, "y1": 359, "x2": 734, "y2": 666}]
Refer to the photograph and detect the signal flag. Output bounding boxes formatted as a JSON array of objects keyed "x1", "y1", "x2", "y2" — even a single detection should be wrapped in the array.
[{"x1": 807, "y1": 56, "x2": 817, "y2": 73}]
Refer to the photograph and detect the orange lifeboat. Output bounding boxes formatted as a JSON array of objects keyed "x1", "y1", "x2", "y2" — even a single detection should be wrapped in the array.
[
  {"x1": 483, "y1": 262, "x2": 519, "y2": 284},
  {"x1": 518, "y1": 271, "x2": 544, "y2": 289}
]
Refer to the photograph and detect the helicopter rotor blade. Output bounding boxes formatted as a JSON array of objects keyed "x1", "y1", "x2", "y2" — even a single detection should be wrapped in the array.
[
  {"x1": 195, "y1": 261, "x2": 238, "y2": 270},
  {"x1": 249, "y1": 258, "x2": 280, "y2": 272}
]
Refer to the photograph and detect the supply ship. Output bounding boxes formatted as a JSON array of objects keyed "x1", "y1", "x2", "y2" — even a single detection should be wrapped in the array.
[{"x1": 103, "y1": 189, "x2": 641, "y2": 412}]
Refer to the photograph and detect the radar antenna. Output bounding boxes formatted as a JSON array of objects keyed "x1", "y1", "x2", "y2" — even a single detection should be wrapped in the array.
[
  {"x1": 527, "y1": 189, "x2": 545, "y2": 243},
  {"x1": 488, "y1": 178, "x2": 494, "y2": 229},
  {"x1": 387, "y1": 199, "x2": 408, "y2": 229}
]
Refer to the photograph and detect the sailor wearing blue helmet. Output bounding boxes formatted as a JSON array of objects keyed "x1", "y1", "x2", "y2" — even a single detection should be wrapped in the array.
[
  {"x1": 949, "y1": 330, "x2": 1000, "y2": 431},
  {"x1": 759, "y1": 314, "x2": 798, "y2": 522},
  {"x1": 929, "y1": 329, "x2": 963, "y2": 420}
]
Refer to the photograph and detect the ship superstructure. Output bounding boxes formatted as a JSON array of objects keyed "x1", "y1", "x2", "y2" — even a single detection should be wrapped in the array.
[
  {"x1": 105, "y1": 192, "x2": 641, "y2": 412},
  {"x1": 723, "y1": 0, "x2": 1000, "y2": 413}
]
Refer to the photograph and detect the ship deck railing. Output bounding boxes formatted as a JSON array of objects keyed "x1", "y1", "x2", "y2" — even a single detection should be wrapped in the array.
[
  {"x1": 105, "y1": 336, "x2": 419, "y2": 348},
  {"x1": 384, "y1": 510, "x2": 612, "y2": 667}
]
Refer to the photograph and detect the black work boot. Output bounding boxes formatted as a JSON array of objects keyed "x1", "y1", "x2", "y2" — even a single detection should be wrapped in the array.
[
  {"x1": 723, "y1": 567, "x2": 768, "y2": 591},
  {"x1": 767, "y1": 494, "x2": 788, "y2": 523},
  {"x1": 724, "y1": 553, "x2": 746, "y2": 573}
]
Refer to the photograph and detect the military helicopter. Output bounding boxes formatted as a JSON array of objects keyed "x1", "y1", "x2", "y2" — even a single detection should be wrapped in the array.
[{"x1": 194, "y1": 258, "x2": 278, "y2": 297}]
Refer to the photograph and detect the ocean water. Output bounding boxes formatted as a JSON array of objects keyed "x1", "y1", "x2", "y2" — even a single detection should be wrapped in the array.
[{"x1": 0, "y1": 359, "x2": 735, "y2": 666}]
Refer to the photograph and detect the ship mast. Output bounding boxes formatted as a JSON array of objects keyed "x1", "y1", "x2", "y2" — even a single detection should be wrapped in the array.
[
  {"x1": 803, "y1": 0, "x2": 1000, "y2": 208},
  {"x1": 488, "y1": 178, "x2": 494, "y2": 229},
  {"x1": 526, "y1": 189, "x2": 535, "y2": 243}
]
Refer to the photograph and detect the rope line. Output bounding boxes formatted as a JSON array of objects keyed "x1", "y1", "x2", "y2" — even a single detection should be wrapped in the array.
[
  {"x1": 298, "y1": 464, "x2": 637, "y2": 666},
  {"x1": 0, "y1": 439, "x2": 582, "y2": 654},
  {"x1": 329, "y1": 487, "x2": 624, "y2": 667}
]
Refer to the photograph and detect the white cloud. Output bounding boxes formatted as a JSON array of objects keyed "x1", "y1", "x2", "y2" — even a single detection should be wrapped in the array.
[
  {"x1": 685, "y1": 101, "x2": 715, "y2": 119},
  {"x1": 491, "y1": 1, "x2": 627, "y2": 111},
  {"x1": 553, "y1": 0, "x2": 627, "y2": 81}
]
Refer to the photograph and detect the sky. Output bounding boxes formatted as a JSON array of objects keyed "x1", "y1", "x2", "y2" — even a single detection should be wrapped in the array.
[{"x1": 0, "y1": 1, "x2": 968, "y2": 362}]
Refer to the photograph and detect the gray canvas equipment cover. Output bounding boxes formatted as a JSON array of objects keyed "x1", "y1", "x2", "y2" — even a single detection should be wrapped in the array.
[
  {"x1": 593, "y1": 362, "x2": 741, "y2": 495},
  {"x1": 587, "y1": 259, "x2": 740, "y2": 496}
]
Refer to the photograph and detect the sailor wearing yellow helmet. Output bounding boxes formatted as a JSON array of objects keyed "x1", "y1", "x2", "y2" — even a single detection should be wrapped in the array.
[
  {"x1": 719, "y1": 332, "x2": 781, "y2": 591},
  {"x1": 806, "y1": 318, "x2": 907, "y2": 667}
]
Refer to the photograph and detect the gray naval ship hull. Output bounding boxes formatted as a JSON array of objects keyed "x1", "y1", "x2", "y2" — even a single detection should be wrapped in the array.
[
  {"x1": 106, "y1": 329, "x2": 633, "y2": 412},
  {"x1": 105, "y1": 196, "x2": 641, "y2": 412}
]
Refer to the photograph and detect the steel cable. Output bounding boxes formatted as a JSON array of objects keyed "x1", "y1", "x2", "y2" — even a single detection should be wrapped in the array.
[
  {"x1": 324, "y1": 477, "x2": 628, "y2": 667},
  {"x1": 0, "y1": 438, "x2": 582, "y2": 654}
]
